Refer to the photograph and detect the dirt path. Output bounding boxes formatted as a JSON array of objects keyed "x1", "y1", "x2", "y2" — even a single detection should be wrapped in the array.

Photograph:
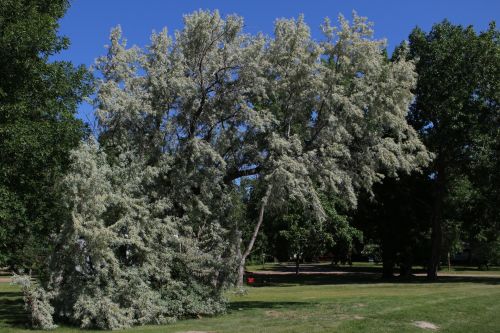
[
  {"x1": 414, "y1": 273, "x2": 500, "y2": 278},
  {"x1": 247, "y1": 266, "x2": 500, "y2": 279},
  {"x1": 250, "y1": 270, "x2": 375, "y2": 276}
]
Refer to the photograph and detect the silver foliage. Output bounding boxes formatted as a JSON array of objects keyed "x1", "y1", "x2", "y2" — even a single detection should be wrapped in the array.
[{"x1": 30, "y1": 10, "x2": 431, "y2": 329}]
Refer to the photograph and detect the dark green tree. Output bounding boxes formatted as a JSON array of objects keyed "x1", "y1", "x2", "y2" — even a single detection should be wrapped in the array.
[
  {"x1": 0, "y1": 0, "x2": 92, "y2": 270},
  {"x1": 322, "y1": 196, "x2": 361, "y2": 267},
  {"x1": 277, "y1": 201, "x2": 335, "y2": 274},
  {"x1": 407, "y1": 21, "x2": 499, "y2": 278},
  {"x1": 258, "y1": 195, "x2": 356, "y2": 274},
  {"x1": 354, "y1": 175, "x2": 432, "y2": 278}
]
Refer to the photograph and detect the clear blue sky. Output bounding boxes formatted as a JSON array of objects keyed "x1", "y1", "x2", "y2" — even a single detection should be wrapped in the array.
[{"x1": 55, "y1": 0, "x2": 499, "y2": 120}]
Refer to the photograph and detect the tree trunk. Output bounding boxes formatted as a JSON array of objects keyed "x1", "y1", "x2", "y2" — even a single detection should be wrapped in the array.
[
  {"x1": 399, "y1": 246, "x2": 413, "y2": 277},
  {"x1": 381, "y1": 237, "x2": 395, "y2": 278},
  {"x1": 427, "y1": 170, "x2": 445, "y2": 280},
  {"x1": 295, "y1": 255, "x2": 300, "y2": 275},
  {"x1": 235, "y1": 227, "x2": 244, "y2": 286},
  {"x1": 236, "y1": 185, "x2": 272, "y2": 287},
  {"x1": 236, "y1": 256, "x2": 246, "y2": 287},
  {"x1": 382, "y1": 258, "x2": 394, "y2": 278},
  {"x1": 427, "y1": 211, "x2": 442, "y2": 280}
]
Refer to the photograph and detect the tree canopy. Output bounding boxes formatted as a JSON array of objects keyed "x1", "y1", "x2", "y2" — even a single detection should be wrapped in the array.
[
  {"x1": 0, "y1": 0, "x2": 92, "y2": 269},
  {"x1": 21, "y1": 10, "x2": 432, "y2": 329},
  {"x1": 407, "y1": 20, "x2": 499, "y2": 278}
]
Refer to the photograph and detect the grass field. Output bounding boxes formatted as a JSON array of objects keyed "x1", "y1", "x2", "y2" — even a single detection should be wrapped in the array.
[{"x1": 1, "y1": 267, "x2": 499, "y2": 332}]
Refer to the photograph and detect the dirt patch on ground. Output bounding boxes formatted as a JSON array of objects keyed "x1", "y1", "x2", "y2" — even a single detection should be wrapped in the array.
[
  {"x1": 265, "y1": 310, "x2": 317, "y2": 321},
  {"x1": 0, "y1": 277, "x2": 11, "y2": 283},
  {"x1": 265, "y1": 310, "x2": 283, "y2": 318},
  {"x1": 176, "y1": 331, "x2": 217, "y2": 333},
  {"x1": 265, "y1": 310, "x2": 303, "y2": 320},
  {"x1": 413, "y1": 321, "x2": 439, "y2": 330},
  {"x1": 265, "y1": 310, "x2": 365, "y2": 322}
]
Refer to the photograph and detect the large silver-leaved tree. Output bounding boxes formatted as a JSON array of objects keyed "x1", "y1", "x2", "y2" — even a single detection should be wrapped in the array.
[{"x1": 25, "y1": 10, "x2": 430, "y2": 329}]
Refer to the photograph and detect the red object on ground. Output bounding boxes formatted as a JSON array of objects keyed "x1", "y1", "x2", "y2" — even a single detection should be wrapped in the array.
[{"x1": 247, "y1": 277, "x2": 255, "y2": 284}]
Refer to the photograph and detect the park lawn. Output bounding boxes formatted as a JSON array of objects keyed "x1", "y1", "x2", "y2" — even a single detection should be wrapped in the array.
[{"x1": 1, "y1": 277, "x2": 499, "y2": 333}]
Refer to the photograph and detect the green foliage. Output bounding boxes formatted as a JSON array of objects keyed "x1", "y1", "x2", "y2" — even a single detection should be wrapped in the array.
[
  {"x1": 0, "y1": 0, "x2": 92, "y2": 269},
  {"x1": 407, "y1": 20, "x2": 500, "y2": 271},
  {"x1": 277, "y1": 204, "x2": 332, "y2": 263},
  {"x1": 358, "y1": 174, "x2": 433, "y2": 273},
  {"x1": 322, "y1": 196, "x2": 362, "y2": 265},
  {"x1": 361, "y1": 243, "x2": 382, "y2": 263},
  {"x1": 274, "y1": 196, "x2": 360, "y2": 266},
  {"x1": 356, "y1": 20, "x2": 499, "y2": 276}
]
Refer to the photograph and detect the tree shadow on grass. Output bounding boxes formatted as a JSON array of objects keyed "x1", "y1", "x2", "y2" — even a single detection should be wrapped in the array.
[
  {"x1": 259, "y1": 263, "x2": 388, "y2": 274},
  {"x1": 245, "y1": 272, "x2": 500, "y2": 287},
  {"x1": 428, "y1": 275, "x2": 500, "y2": 284},
  {"x1": 229, "y1": 300, "x2": 310, "y2": 312},
  {"x1": 0, "y1": 291, "x2": 29, "y2": 328},
  {"x1": 450, "y1": 266, "x2": 500, "y2": 272}
]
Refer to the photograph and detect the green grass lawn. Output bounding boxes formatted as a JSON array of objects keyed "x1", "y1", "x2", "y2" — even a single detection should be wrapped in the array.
[{"x1": 1, "y1": 273, "x2": 500, "y2": 333}]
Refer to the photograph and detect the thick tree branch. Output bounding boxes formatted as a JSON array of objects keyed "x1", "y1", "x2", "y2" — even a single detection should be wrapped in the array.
[{"x1": 223, "y1": 165, "x2": 261, "y2": 184}]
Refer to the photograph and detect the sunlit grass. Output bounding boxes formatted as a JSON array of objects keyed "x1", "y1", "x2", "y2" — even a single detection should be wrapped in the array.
[{"x1": 2, "y1": 270, "x2": 499, "y2": 333}]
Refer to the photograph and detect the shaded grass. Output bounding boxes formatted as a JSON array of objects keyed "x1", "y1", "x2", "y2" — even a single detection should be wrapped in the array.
[
  {"x1": 0, "y1": 283, "x2": 27, "y2": 330},
  {"x1": 438, "y1": 265, "x2": 500, "y2": 275},
  {"x1": 1, "y1": 274, "x2": 499, "y2": 333},
  {"x1": 246, "y1": 261, "x2": 500, "y2": 276},
  {"x1": 245, "y1": 273, "x2": 500, "y2": 287}
]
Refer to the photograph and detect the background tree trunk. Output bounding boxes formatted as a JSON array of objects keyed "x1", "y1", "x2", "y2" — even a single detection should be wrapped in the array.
[
  {"x1": 381, "y1": 234, "x2": 396, "y2": 278},
  {"x1": 428, "y1": 167, "x2": 445, "y2": 280},
  {"x1": 427, "y1": 204, "x2": 443, "y2": 279},
  {"x1": 399, "y1": 246, "x2": 414, "y2": 277},
  {"x1": 382, "y1": 258, "x2": 395, "y2": 278}
]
